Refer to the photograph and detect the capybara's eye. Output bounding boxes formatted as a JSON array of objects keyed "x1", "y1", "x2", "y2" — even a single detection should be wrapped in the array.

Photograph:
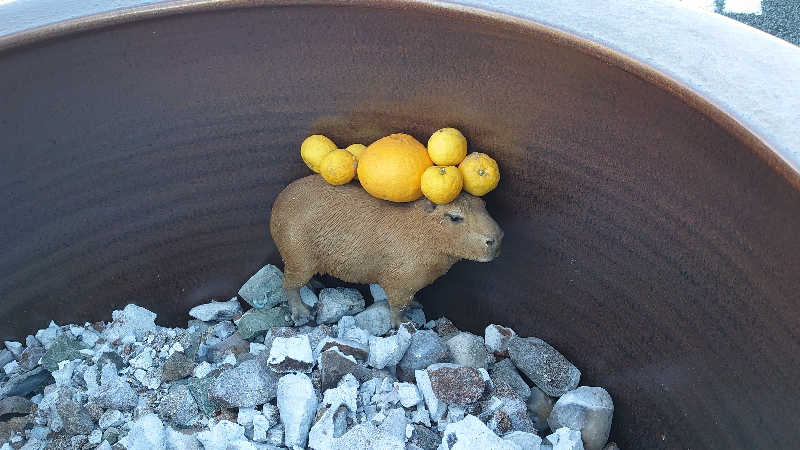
[{"x1": 446, "y1": 213, "x2": 464, "y2": 223}]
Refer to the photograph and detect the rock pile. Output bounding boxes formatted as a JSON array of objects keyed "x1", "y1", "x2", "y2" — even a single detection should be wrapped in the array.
[{"x1": 0, "y1": 264, "x2": 617, "y2": 450}]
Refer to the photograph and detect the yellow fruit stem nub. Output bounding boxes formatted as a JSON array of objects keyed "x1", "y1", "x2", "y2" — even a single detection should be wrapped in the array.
[
  {"x1": 478, "y1": 169, "x2": 485, "y2": 176},
  {"x1": 439, "y1": 168, "x2": 446, "y2": 175}
]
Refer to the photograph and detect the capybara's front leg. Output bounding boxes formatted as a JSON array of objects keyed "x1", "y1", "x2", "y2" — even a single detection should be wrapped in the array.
[
  {"x1": 282, "y1": 261, "x2": 313, "y2": 325},
  {"x1": 383, "y1": 286, "x2": 415, "y2": 329}
]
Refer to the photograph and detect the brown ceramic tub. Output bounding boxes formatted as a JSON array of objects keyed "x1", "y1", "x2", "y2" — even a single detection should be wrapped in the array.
[{"x1": 1, "y1": 1, "x2": 799, "y2": 448}]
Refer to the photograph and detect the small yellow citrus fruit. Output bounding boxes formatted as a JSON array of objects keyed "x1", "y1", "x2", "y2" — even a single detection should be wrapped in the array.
[
  {"x1": 421, "y1": 166, "x2": 463, "y2": 205},
  {"x1": 320, "y1": 149, "x2": 357, "y2": 185},
  {"x1": 344, "y1": 144, "x2": 367, "y2": 160},
  {"x1": 358, "y1": 133, "x2": 433, "y2": 202},
  {"x1": 427, "y1": 128, "x2": 468, "y2": 166},
  {"x1": 458, "y1": 152, "x2": 500, "y2": 196},
  {"x1": 300, "y1": 135, "x2": 337, "y2": 173}
]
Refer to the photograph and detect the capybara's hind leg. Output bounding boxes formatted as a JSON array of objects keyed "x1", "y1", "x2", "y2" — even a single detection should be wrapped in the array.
[
  {"x1": 383, "y1": 286, "x2": 415, "y2": 329},
  {"x1": 283, "y1": 260, "x2": 314, "y2": 325}
]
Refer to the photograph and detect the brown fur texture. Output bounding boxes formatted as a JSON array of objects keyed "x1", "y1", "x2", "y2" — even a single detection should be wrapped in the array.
[{"x1": 270, "y1": 174, "x2": 503, "y2": 327}]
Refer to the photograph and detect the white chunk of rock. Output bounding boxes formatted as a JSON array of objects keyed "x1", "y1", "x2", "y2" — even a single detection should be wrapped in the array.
[
  {"x1": 277, "y1": 372, "x2": 318, "y2": 448},
  {"x1": 367, "y1": 326, "x2": 412, "y2": 369},
  {"x1": 268, "y1": 335, "x2": 314, "y2": 373},
  {"x1": 438, "y1": 415, "x2": 520, "y2": 450},
  {"x1": 484, "y1": 324, "x2": 516, "y2": 355},
  {"x1": 547, "y1": 427, "x2": 585, "y2": 450},
  {"x1": 504, "y1": 431, "x2": 542, "y2": 450},
  {"x1": 395, "y1": 382, "x2": 421, "y2": 408}
]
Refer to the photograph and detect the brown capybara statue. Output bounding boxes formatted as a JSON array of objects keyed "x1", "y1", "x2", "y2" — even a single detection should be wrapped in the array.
[{"x1": 269, "y1": 175, "x2": 504, "y2": 327}]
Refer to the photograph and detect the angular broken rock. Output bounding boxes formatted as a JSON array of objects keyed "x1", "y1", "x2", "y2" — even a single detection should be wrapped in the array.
[
  {"x1": 316, "y1": 337, "x2": 369, "y2": 362},
  {"x1": 367, "y1": 325, "x2": 412, "y2": 369},
  {"x1": 161, "y1": 351, "x2": 196, "y2": 382},
  {"x1": 189, "y1": 298, "x2": 242, "y2": 322},
  {"x1": 0, "y1": 366, "x2": 53, "y2": 400},
  {"x1": 316, "y1": 288, "x2": 365, "y2": 324},
  {"x1": 446, "y1": 332, "x2": 488, "y2": 369},
  {"x1": 236, "y1": 306, "x2": 293, "y2": 340},
  {"x1": 268, "y1": 335, "x2": 314, "y2": 373},
  {"x1": 277, "y1": 372, "x2": 318, "y2": 448},
  {"x1": 489, "y1": 358, "x2": 531, "y2": 401},
  {"x1": 209, "y1": 359, "x2": 277, "y2": 408},
  {"x1": 548, "y1": 386, "x2": 614, "y2": 450},
  {"x1": 102, "y1": 304, "x2": 158, "y2": 342},
  {"x1": 354, "y1": 302, "x2": 392, "y2": 337},
  {"x1": 159, "y1": 384, "x2": 200, "y2": 427},
  {"x1": 508, "y1": 336, "x2": 581, "y2": 397},
  {"x1": 330, "y1": 422, "x2": 405, "y2": 450},
  {"x1": 504, "y1": 431, "x2": 542, "y2": 450},
  {"x1": 439, "y1": 415, "x2": 520, "y2": 450},
  {"x1": 484, "y1": 324, "x2": 516, "y2": 356},
  {"x1": 397, "y1": 330, "x2": 450, "y2": 382},
  {"x1": 119, "y1": 413, "x2": 167, "y2": 450},
  {"x1": 319, "y1": 347, "x2": 360, "y2": 391},
  {"x1": 427, "y1": 364, "x2": 491, "y2": 405},
  {"x1": 238, "y1": 264, "x2": 287, "y2": 309},
  {"x1": 40, "y1": 334, "x2": 87, "y2": 372},
  {"x1": 492, "y1": 380, "x2": 536, "y2": 434},
  {"x1": 547, "y1": 427, "x2": 585, "y2": 450}
]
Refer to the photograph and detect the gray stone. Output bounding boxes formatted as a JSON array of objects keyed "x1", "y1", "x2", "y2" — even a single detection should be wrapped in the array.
[
  {"x1": 98, "y1": 409, "x2": 124, "y2": 429},
  {"x1": 602, "y1": 442, "x2": 620, "y2": 450},
  {"x1": 102, "y1": 304, "x2": 157, "y2": 342},
  {"x1": 161, "y1": 352, "x2": 195, "y2": 382},
  {"x1": 395, "y1": 382, "x2": 421, "y2": 408},
  {"x1": 56, "y1": 388, "x2": 94, "y2": 436},
  {"x1": 446, "y1": 332, "x2": 488, "y2": 369},
  {"x1": 189, "y1": 298, "x2": 242, "y2": 322},
  {"x1": 197, "y1": 420, "x2": 246, "y2": 450},
  {"x1": 39, "y1": 335, "x2": 88, "y2": 372},
  {"x1": 439, "y1": 415, "x2": 520, "y2": 450},
  {"x1": 252, "y1": 413, "x2": 270, "y2": 442},
  {"x1": 527, "y1": 386, "x2": 554, "y2": 432},
  {"x1": 90, "y1": 364, "x2": 138, "y2": 411},
  {"x1": 317, "y1": 288, "x2": 365, "y2": 324},
  {"x1": 405, "y1": 307, "x2": 426, "y2": 329},
  {"x1": 547, "y1": 427, "x2": 584, "y2": 450},
  {"x1": 548, "y1": 386, "x2": 613, "y2": 450},
  {"x1": 490, "y1": 358, "x2": 531, "y2": 401},
  {"x1": 103, "y1": 427, "x2": 121, "y2": 445},
  {"x1": 97, "y1": 352, "x2": 125, "y2": 371},
  {"x1": 409, "y1": 424, "x2": 440, "y2": 450},
  {"x1": 3, "y1": 342, "x2": 22, "y2": 358},
  {"x1": 0, "y1": 367, "x2": 53, "y2": 399},
  {"x1": 238, "y1": 265, "x2": 287, "y2": 309},
  {"x1": 366, "y1": 326, "x2": 412, "y2": 369},
  {"x1": 309, "y1": 404, "x2": 347, "y2": 450},
  {"x1": 300, "y1": 286, "x2": 318, "y2": 307},
  {"x1": 159, "y1": 385, "x2": 200, "y2": 427},
  {"x1": 377, "y1": 408, "x2": 408, "y2": 442},
  {"x1": 397, "y1": 330, "x2": 450, "y2": 382},
  {"x1": 165, "y1": 426, "x2": 203, "y2": 450},
  {"x1": 484, "y1": 324, "x2": 516, "y2": 356},
  {"x1": 209, "y1": 359, "x2": 277, "y2": 408},
  {"x1": 504, "y1": 431, "x2": 542, "y2": 450},
  {"x1": 493, "y1": 381, "x2": 536, "y2": 434},
  {"x1": 268, "y1": 335, "x2": 314, "y2": 373},
  {"x1": 508, "y1": 337, "x2": 580, "y2": 397},
  {"x1": 186, "y1": 377, "x2": 219, "y2": 416},
  {"x1": 3, "y1": 360, "x2": 19, "y2": 375},
  {"x1": 354, "y1": 303, "x2": 392, "y2": 336},
  {"x1": 330, "y1": 422, "x2": 404, "y2": 450},
  {"x1": 236, "y1": 307, "x2": 293, "y2": 340},
  {"x1": 89, "y1": 428, "x2": 103, "y2": 445},
  {"x1": 277, "y1": 373, "x2": 317, "y2": 448},
  {"x1": 337, "y1": 316, "x2": 371, "y2": 348},
  {"x1": 0, "y1": 396, "x2": 32, "y2": 420},
  {"x1": 205, "y1": 332, "x2": 250, "y2": 363},
  {"x1": 119, "y1": 413, "x2": 167, "y2": 450},
  {"x1": 434, "y1": 317, "x2": 460, "y2": 340},
  {"x1": 17, "y1": 345, "x2": 45, "y2": 372}
]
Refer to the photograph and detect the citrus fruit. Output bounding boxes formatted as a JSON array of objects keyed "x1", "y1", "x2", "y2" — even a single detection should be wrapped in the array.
[
  {"x1": 320, "y1": 149, "x2": 357, "y2": 185},
  {"x1": 344, "y1": 143, "x2": 367, "y2": 160},
  {"x1": 421, "y1": 166, "x2": 463, "y2": 205},
  {"x1": 357, "y1": 133, "x2": 433, "y2": 202},
  {"x1": 458, "y1": 152, "x2": 500, "y2": 196},
  {"x1": 427, "y1": 128, "x2": 468, "y2": 165},
  {"x1": 300, "y1": 135, "x2": 337, "y2": 173}
]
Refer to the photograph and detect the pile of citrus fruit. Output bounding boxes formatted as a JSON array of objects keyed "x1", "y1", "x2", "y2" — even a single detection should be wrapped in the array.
[{"x1": 299, "y1": 128, "x2": 499, "y2": 205}]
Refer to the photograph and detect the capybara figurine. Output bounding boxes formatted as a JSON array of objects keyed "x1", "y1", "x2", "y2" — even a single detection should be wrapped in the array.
[{"x1": 269, "y1": 175, "x2": 503, "y2": 327}]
